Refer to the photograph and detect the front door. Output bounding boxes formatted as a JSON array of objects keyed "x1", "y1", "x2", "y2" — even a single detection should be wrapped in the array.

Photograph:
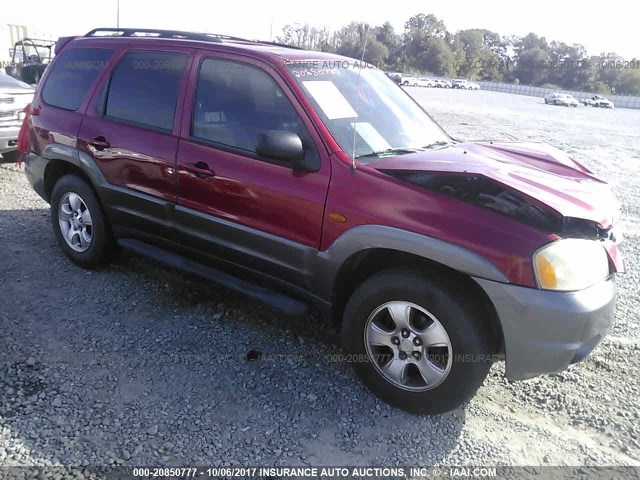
[{"x1": 175, "y1": 53, "x2": 331, "y2": 287}]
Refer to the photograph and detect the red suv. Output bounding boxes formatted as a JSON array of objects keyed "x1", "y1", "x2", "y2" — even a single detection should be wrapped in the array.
[{"x1": 22, "y1": 28, "x2": 625, "y2": 414}]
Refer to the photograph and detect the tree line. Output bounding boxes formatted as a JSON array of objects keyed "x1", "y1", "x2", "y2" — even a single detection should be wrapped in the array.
[{"x1": 276, "y1": 14, "x2": 640, "y2": 95}]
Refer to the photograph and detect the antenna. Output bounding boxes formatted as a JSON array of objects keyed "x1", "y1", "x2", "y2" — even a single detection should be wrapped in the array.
[{"x1": 350, "y1": 25, "x2": 370, "y2": 171}]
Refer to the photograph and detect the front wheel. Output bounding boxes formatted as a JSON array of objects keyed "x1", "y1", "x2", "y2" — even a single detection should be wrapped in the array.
[
  {"x1": 50, "y1": 175, "x2": 114, "y2": 268},
  {"x1": 342, "y1": 269, "x2": 494, "y2": 414}
]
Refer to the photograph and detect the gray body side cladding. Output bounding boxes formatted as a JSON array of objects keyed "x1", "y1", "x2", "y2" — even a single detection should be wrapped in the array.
[
  {"x1": 312, "y1": 225, "x2": 509, "y2": 301},
  {"x1": 26, "y1": 145, "x2": 109, "y2": 202}
]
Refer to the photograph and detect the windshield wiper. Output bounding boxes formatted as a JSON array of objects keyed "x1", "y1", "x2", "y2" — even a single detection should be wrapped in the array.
[
  {"x1": 422, "y1": 140, "x2": 453, "y2": 149},
  {"x1": 355, "y1": 147, "x2": 424, "y2": 159}
]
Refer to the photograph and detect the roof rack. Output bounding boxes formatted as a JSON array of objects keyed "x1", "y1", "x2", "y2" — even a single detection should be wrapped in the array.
[
  {"x1": 84, "y1": 28, "x2": 223, "y2": 43},
  {"x1": 84, "y1": 28, "x2": 304, "y2": 50}
]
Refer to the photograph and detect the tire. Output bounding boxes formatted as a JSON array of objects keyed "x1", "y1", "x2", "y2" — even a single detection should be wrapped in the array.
[
  {"x1": 1, "y1": 151, "x2": 20, "y2": 163},
  {"x1": 50, "y1": 175, "x2": 114, "y2": 269},
  {"x1": 341, "y1": 268, "x2": 494, "y2": 415}
]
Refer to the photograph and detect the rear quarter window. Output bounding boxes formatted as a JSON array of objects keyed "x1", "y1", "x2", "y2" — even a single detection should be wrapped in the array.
[{"x1": 41, "y1": 47, "x2": 113, "y2": 111}]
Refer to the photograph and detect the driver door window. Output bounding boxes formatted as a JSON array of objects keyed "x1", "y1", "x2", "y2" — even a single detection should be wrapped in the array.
[{"x1": 192, "y1": 58, "x2": 317, "y2": 165}]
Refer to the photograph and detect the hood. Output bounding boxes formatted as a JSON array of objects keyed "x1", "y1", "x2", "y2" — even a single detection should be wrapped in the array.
[{"x1": 373, "y1": 141, "x2": 620, "y2": 230}]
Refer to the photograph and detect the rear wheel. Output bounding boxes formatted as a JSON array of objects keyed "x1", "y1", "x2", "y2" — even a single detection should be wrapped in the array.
[
  {"x1": 50, "y1": 175, "x2": 114, "y2": 268},
  {"x1": 342, "y1": 269, "x2": 494, "y2": 414}
]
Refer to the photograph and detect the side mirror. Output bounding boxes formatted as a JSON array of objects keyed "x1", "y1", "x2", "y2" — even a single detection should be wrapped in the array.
[{"x1": 256, "y1": 130, "x2": 316, "y2": 172}]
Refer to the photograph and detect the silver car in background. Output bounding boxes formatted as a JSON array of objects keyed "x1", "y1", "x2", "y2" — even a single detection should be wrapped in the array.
[
  {"x1": 545, "y1": 92, "x2": 579, "y2": 107},
  {"x1": 0, "y1": 73, "x2": 35, "y2": 162}
]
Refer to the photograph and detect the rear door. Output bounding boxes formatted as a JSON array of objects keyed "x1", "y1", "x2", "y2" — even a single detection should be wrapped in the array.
[
  {"x1": 78, "y1": 46, "x2": 194, "y2": 240},
  {"x1": 175, "y1": 52, "x2": 331, "y2": 287},
  {"x1": 28, "y1": 46, "x2": 114, "y2": 159}
]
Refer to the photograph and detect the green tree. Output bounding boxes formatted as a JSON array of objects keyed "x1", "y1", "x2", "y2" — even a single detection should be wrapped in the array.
[
  {"x1": 418, "y1": 36, "x2": 455, "y2": 77},
  {"x1": 276, "y1": 24, "x2": 334, "y2": 51},
  {"x1": 403, "y1": 14, "x2": 448, "y2": 63},
  {"x1": 513, "y1": 33, "x2": 551, "y2": 85},
  {"x1": 334, "y1": 22, "x2": 389, "y2": 65},
  {"x1": 375, "y1": 22, "x2": 402, "y2": 68}
]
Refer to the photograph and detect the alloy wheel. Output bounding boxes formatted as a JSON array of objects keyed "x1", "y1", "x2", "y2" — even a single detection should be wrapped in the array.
[
  {"x1": 364, "y1": 301, "x2": 453, "y2": 392},
  {"x1": 58, "y1": 192, "x2": 93, "y2": 252}
]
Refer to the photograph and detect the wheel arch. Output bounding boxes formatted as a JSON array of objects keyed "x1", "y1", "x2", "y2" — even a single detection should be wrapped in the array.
[
  {"x1": 316, "y1": 226, "x2": 508, "y2": 353},
  {"x1": 41, "y1": 144, "x2": 107, "y2": 204},
  {"x1": 329, "y1": 248, "x2": 504, "y2": 354}
]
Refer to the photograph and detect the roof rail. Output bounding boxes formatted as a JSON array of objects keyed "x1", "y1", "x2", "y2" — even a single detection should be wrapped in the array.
[
  {"x1": 84, "y1": 28, "x2": 305, "y2": 50},
  {"x1": 84, "y1": 28, "x2": 223, "y2": 43}
]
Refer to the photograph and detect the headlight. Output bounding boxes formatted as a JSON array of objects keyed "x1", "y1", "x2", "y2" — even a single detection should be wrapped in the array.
[
  {"x1": 533, "y1": 239, "x2": 610, "y2": 291},
  {"x1": 18, "y1": 111, "x2": 27, "y2": 120}
]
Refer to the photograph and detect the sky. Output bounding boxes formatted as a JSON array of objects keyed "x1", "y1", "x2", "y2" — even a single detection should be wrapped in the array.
[{"x1": 4, "y1": 0, "x2": 639, "y2": 59}]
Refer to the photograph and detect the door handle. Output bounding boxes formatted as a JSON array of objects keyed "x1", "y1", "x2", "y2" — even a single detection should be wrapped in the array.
[
  {"x1": 89, "y1": 136, "x2": 110, "y2": 151},
  {"x1": 185, "y1": 161, "x2": 215, "y2": 179}
]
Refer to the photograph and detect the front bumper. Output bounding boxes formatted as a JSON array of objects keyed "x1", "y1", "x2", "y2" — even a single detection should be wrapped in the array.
[
  {"x1": 474, "y1": 276, "x2": 616, "y2": 381},
  {"x1": 0, "y1": 124, "x2": 21, "y2": 154}
]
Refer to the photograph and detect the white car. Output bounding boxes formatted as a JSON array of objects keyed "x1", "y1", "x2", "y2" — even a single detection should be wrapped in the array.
[
  {"x1": 452, "y1": 79, "x2": 479, "y2": 90},
  {"x1": 544, "y1": 93, "x2": 579, "y2": 107},
  {"x1": 435, "y1": 79, "x2": 452, "y2": 88},
  {"x1": 583, "y1": 95, "x2": 614, "y2": 109},
  {"x1": 403, "y1": 77, "x2": 432, "y2": 88},
  {"x1": 419, "y1": 78, "x2": 436, "y2": 87},
  {"x1": 0, "y1": 73, "x2": 35, "y2": 162}
]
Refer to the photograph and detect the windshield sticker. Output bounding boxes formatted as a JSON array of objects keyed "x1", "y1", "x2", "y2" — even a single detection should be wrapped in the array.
[
  {"x1": 301, "y1": 81, "x2": 358, "y2": 120},
  {"x1": 291, "y1": 68, "x2": 341, "y2": 78},
  {"x1": 351, "y1": 122, "x2": 391, "y2": 152}
]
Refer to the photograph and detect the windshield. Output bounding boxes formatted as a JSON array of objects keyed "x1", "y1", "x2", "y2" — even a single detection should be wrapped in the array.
[{"x1": 286, "y1": 60, "x2": 451, "y2": 161}]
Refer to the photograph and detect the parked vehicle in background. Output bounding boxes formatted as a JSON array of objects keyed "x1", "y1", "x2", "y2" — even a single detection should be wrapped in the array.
[
  {"x1": 434, "y1": 79, "x2": 452, "y2": 88},
  {"x1": 0, "y1": 73, "x2": 35, "y2": 162},
  {"x1": 419, "y1": 78, "x2": 436, "y2": 87},
  {"x1": 385, "y1": 72, "x2": 402, "y2": 85},
  {"x1": 545, "y1": 93, "x2": 579, "y2": 107},
  {"x1": 583, "y1": 95, "x2": 614, "y2": 109},
  {"x1": 22, "y1": 27, "x2": 625, "y2": 415},
  {"x1": 400, "y1": 74, "x2": 419, "y2": 86},
  {"x1": 406, "y1": 78, "x2": 434, "y2": 88},
  {"x1": 4, "y1": 38, "x2": 55, "y2": 85},
  {"x1": 452, "y1": 80, "x2": 480, "y2": 90}
]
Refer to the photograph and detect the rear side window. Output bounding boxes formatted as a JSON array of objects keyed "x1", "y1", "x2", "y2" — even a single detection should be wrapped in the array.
[
  {"x1": 105, "y1": 51, "x2": 187, "y2": 131},
  {"x1": 42, "y1": 48, "x2": 113, "y2": 111}
]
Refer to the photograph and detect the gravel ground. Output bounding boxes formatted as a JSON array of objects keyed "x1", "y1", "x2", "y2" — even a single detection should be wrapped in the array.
[{"x1": 1, "y1": 88, "x2": 639, "y2": 468}]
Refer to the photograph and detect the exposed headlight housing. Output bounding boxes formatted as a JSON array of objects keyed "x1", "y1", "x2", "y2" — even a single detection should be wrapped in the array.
[{"x1": 533, "y1": 239, "x2": 610, "y2": 291}]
